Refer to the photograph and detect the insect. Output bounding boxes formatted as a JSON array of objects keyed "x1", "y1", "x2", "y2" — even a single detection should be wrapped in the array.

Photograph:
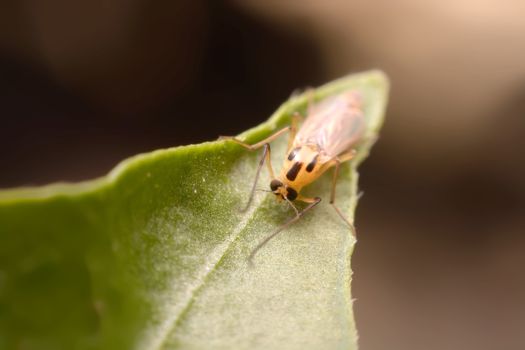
[{"x1": 219, "y1": 90, "x2": 365, "y2": 262}]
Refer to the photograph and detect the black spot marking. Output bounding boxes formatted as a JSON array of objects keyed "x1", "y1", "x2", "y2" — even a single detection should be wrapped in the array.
[
  {"x1": 286, "y1": 162, "x2": 303, "y2": 181},
  {"x1": 286, "y1": 187, "x2": 298, "y2": 201},
  {"x1": 306, "y1": 155, "x2": 319, "y2": 172},
  {"x1": 270, "y1": 179, "x2": 283, "y2": 191},
  {"x1": 287, "y1": 147, "x2": 301, "y2": 161}
]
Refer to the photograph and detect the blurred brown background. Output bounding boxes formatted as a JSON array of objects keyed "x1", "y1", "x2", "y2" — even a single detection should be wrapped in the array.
[{"x1": 1, "y1": 1, "x2": 524, "y2": 349}]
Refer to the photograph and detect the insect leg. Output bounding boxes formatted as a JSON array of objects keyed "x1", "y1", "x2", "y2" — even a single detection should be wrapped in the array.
[
  {"x1": 296, "y1": 194, "x2": 321, "y2": 204},
  {"x1": 240, "y1": 143, "x2": 274, "y2": 212},
  {"x1": 219, "y1": 128, "x2": 290, "y2": 211},
  {"x1": 305, "y1": 88, "x2": 316, "y2": 115},
  {"x1": 218, "y1": 126, "x2": 290, "y2": 151},
  {"x1": 327, "y1": 150, "x2": 358, "y2": 236},
  {"x1": 248, "y1": 196, "x2": 321, "y2": 265},
  {"x1": 287, "y1": 112, "x2": 303, "y2": 151}
]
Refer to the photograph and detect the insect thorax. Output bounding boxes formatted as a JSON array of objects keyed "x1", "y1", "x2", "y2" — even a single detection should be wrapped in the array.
[{"x1": 279, "y1": 144, "x2": 326, "y2": 191}]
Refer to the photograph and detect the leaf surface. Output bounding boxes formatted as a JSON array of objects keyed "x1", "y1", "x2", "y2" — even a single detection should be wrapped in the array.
[{"x1": 0, "y1": 70, "x2": 388, "y2": 350}]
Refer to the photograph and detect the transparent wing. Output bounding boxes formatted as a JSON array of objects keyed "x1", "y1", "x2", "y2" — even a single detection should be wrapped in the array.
[{"x1": 294, "y1": 92, "x2": 365, "y2": 159}]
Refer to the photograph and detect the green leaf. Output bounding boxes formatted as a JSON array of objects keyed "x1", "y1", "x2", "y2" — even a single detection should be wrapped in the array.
[{"x1": 0, "y1": 70, "x2": 388, "y2": 350}]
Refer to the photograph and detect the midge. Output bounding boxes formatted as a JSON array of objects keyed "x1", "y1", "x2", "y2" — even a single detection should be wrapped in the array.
[{"x1": 219, "y1": 90, "x2": 365, "y2": 262}]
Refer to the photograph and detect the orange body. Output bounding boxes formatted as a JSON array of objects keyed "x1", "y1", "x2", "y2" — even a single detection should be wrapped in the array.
[{"x1": 271, "y1": 91, "x2": 364, "y2": 203}]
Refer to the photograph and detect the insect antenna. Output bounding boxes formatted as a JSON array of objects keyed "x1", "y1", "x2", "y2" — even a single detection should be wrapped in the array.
[
  {"x1": 256, "y1": 188, "x2": 273, "y2": 193},
  {"x1": 248, "y1": 197, "x2": 321, "y2": 265}
]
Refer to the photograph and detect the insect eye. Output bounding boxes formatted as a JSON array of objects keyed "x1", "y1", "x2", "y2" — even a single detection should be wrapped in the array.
[
  {"x1": 286, "y1": 187, "x2": 298, "y2": 201},
  {"x1": 270, "y1": 179, "x2": 283, "y2": 192}
]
